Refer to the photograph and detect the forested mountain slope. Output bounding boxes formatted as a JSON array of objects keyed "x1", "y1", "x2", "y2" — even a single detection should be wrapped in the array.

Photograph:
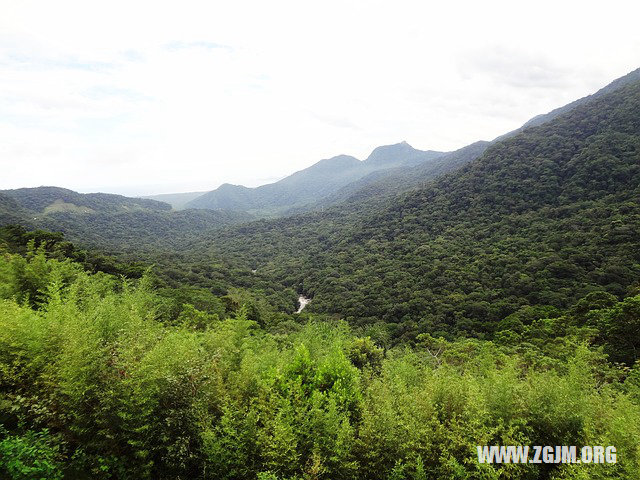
[
  {"x1": 2, "y1": 71, "x2": 640, "y2": 480},
  {"x1": 0, "y1": 187, "x2": 254, "y2": 255},
  {"x1": 305, "y1": 141, "x2": 491, "y2": 214},
  {"x1": 185, "y1": 142, "x2": 445, "y2": 216},
  {"x1": 0, "y1": 193, "x2": 30, "y2": 224},
  {"x1": 2, "y1": 71, "x2": 638, "y2": 339},
  {"x1": 300, "y1": 68, "x2": 640, "y2": 215},
  {"x1": 205, "y1": 76, "x2": 640, "y2": 341},
  {"x1": 495, "y1": 66, "x2": 640, "y2": 140},
  {"x1": 1, "y1": 186, "x2": 171, "y2": 214},
  {"x1": 32, "y1": 208, "x2": 255, "y2": 253},
  {"x1": 1, "y1": 241, "x2": 639, "y2": 479}
]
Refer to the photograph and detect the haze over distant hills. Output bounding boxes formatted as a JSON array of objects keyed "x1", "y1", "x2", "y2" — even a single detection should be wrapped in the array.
[
  {"x1": 202, "y1": 68, "x2": 640, "y2": 337},
  {"x1": 302, "y1": 140, "x2": 492, "y2": 214},
  {"x1": 142, "y1": 191, "x2": 208, "y2": 210},
  {"x1": 1, "y1": 186, "x2": 171, "y2": 215},
  {"x1": 145, "y1": 68, "x2": 640, "y2": 217},
  {"x1": 302, "y1": 68, "x2": 640, "y2": 214},
  {"x1": 2, "y1": 67, "x2": 639, "y2": 263},
  {"x1": 0, "y1": 186, "x2": 252, "y2": 252},
  {"x1": 183, "y1": 142, "x2": 445, "y2": 216}
]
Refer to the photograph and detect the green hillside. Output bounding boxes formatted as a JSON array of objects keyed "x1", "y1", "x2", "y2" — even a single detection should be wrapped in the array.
[
  {"x1": 1, "y1": 186, "x2": 171, "y2": 214},
  {"x1": 1, "y1": 244, "x2": 638, "y2": 479},
  {"x1": 0, "y1": 188, "x2": 255, "y2": 262},
  {"x1": 204, "y1": 76, "x2": 640, "y2": 341},
  {"x1": 32, "y1": 208, "x2": 255, "y2": 253},
  {"x1": 307, "y1": 141, "x2": 491, "y2": 214},
  {"x1": 2, "y1": 69, "x2": 640, "y2": 480},
  {"x1": 0, "y1": 193, "x2": 29, "y2": 224},
  {"x1": 185, "y1": 144, "x2": 445, "y2": 216}
]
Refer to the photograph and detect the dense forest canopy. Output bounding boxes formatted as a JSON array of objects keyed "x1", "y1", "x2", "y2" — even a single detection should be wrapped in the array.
[
  {"x1": 0, "y1": 242, "x2": 639, "y2": 479},
  {"x1": 1, "y1": 69, "x2": 639, "y2": 479},
  {"x1": 0, "y1": 186, "x2": 171, "y2": 214},
  {"x1": 201, "y1": 78, "x2": 640, "y2": 341}
]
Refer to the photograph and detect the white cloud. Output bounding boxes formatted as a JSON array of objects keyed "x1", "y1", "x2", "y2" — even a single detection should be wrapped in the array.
[{"x1": 1, "y1": 0, "x2": 639, "y2": 195}]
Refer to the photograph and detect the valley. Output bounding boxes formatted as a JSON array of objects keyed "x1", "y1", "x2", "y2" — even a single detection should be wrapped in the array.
[{"x1": 1, "y1": 67, "x2": 639, "y2": 479}]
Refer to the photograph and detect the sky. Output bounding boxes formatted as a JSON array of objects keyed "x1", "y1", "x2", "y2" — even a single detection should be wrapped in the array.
[{"x1": 1, "y1": 1, "x2": 639, "y2": 196}]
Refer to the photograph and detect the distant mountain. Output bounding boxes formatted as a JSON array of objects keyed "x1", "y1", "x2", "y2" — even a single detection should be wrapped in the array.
[
  {"x1": 185, "y1": 143, "x2": 445, "y2": 216},
  {"x1": 205, "y1": 68, "x2": 640, "y2": 339},
  {"x1": 299, "y1": 69, "x2": 640, "y2": 214},
  {"x1": 188, "y1": 182, "x2": 260, "y2": 211},
  {"x1": 495, "y1": 67, "x2": 640, "y2": 141},
  {"x1": 142, "y1": 191, "x2": 207, "y2": 210},
  {"x1": 1, "y1": 186, "x2": 171, "y2": 215},
  {"x1": 364, "y1": 141, "x2": 441, "y2": 168},
  {"x1": 0, "y1": 192, "x2": 29, "y2": 224},
  {"x1": 303, "y1": 141, "x2": 491, "y2": 213},
  {"x1": 0, "y1": 186, "x2": 252, "y2": 253}
]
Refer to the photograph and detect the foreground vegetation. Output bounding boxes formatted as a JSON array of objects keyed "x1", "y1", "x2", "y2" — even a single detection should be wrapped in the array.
[
  {"x1": 1, "y1": 243, "x2": 638, "y2": 479},
  {"x1": 1, "y1": 71, "x2": 639, "y2": 480}
]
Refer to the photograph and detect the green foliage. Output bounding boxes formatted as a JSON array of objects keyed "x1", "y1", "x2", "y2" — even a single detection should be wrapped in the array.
[
  {"x1": 0, "y1": 242, "x2": 83, "y2": 308},
  {"x1": 1, "y1": 73, "x2": 640, "y2": 480},
  {"x1": 0, "y1": 250, "x2": 639, "y2": 478},
  {"x1": 347, "y1": 337, "x2": 384, "y2": 372},
  {"x1": 1, "y1": 186, "x2": 170, "y2": 213},
  {"x1": 201, "y1": 78, "x2": 640, "y2": 342},
  {"x1": 0, "y1": 427, "x2": 63, "y2": 480},
  {"x1": 588, "y1": 295, "x2": 640, "y2": 365}
]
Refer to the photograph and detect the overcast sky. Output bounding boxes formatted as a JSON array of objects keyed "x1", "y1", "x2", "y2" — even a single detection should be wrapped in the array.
[{"x1": 1, "y1": 1, "x2": 639, "y2": 196}]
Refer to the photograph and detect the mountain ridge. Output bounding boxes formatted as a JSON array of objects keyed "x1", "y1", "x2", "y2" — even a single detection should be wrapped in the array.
[
  {"x1": 300, "y1": 68, "x2": 640, "y2": 214},
  {"x1": 1, "y1": 186, "x2": 171, "y2": 214},
  {"x1": 201, "y1": 70, "x2": 640, "y2": 338},
  {"x1": 184, "y1": 142, "x2": 446, "y2": 215}
]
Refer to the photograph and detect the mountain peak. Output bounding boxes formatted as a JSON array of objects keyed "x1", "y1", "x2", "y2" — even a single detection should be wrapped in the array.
[
  {"x1": 365, "y1": 142, "x2": 417, "y2": 164},
  {"x1": 311, "y1": 154, "x2": 360, "y2": 169},
  {"x1": 217, "y1": 183, "x2": 249, "y2": 191},
  {"x1": 364, "y1": 142, "x2": 445, "y2": 168}
]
